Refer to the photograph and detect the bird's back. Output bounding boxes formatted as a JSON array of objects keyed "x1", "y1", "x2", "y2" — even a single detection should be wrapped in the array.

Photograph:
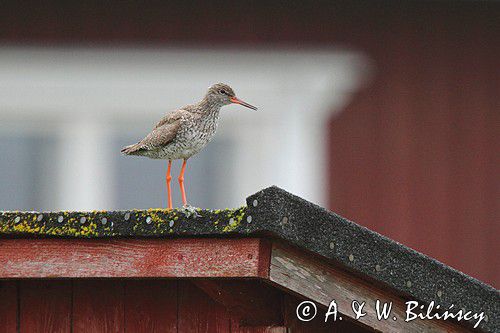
[
  {"x1": 153, "y1": 106, "x2": 194, "y2": 130},
  {"x1": 121, "y1": 103, "x2": 220, "y2": 161},
  {"x1": 121, "y1": 107, "x2": 191, "y2": 157}
]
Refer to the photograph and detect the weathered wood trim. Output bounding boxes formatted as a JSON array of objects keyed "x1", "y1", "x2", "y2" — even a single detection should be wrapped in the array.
[
  {"x1": 269, "y1": 242, "x2": 472, "y2": 333},
  {"x1": 0, "y1": 238, "x2": 270, "y2": 278}
]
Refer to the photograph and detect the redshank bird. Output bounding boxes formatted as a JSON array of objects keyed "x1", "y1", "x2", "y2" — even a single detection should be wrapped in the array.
[{"x1": 121, "y1": 83, "x2": 257, "y2": 209}]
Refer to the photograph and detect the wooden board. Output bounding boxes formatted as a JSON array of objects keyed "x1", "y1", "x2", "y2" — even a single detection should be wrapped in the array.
[
  {"x1": 0, "y1": 281, "x2": 17, "y2": 333},
  {"x1": 19, "y1": 280, "x2": 72, "y2": 333},
  {"x1": 72, "y1": 280, "x2": 124, "y2": 333},
  {"x1": 230, "y1": 318, "x2": 287, "y2": 333},
  {"x1": 124, "y1": 280, "x2": 178, "y2": 333},
  {"x1": 178, "y1": 281, "x2": 231, "y2": 332},
  {"x1": 0, "y1": 238, "x2": 270, "y2": 278},
  {"x1": 193, "y1": 280, "x2": 283, "y2": 327},
  {"x1": 269, "y1": 242, "x2": 472, "y2": 333}
]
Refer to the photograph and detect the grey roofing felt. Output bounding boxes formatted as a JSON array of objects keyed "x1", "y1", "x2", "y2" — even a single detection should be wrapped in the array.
[{"x1": 1, "y1": 186, "x2": 498, "y2": 332}]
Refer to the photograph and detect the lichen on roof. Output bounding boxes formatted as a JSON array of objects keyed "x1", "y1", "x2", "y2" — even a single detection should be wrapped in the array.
[{"x1": 0, "y1": 206, "x2": 249, "y2": 238}]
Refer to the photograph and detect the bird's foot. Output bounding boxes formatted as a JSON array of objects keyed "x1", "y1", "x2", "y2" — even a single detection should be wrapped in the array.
[{"x1": 181, "y1": 205, "x2": 201, "y2": 218}]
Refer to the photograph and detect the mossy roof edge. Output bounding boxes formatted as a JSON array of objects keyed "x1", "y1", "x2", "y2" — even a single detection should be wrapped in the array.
[{"x1": 0, "y1": 207, "x2": 249, "y2": 238}]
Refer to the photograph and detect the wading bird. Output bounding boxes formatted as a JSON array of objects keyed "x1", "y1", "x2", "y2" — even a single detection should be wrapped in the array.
[{"x1": 121, "y1": 83, "x2": 257, "y2": 208}]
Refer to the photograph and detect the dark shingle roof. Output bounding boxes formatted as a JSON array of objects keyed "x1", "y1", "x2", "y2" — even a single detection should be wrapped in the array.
[{"x1": 1, "y1": 186, "x2": 498, "y2": 332}]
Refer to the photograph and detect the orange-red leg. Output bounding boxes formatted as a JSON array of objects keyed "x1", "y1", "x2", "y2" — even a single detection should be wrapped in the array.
[
  {"x1": 166, "y1": 160, "x2": 172, "y2": 209},
  {"x1": 178, "y1": 159, "x2": 188, "y2": 206}
]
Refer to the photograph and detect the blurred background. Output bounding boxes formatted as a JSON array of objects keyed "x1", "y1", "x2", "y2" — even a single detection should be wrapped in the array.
[{"x1": 0, "y1": 1, "x2": 498, "y2": 287}]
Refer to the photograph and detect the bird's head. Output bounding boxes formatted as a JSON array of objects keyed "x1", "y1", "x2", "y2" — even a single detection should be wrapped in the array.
[{"x1": 206, "y1": 83, "x2": 257, "y2": 110}]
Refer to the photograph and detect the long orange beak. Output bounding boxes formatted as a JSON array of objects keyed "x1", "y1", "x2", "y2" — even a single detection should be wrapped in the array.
[{"x1": 230, "y1": 96, "x2": 258, "y2": 110}]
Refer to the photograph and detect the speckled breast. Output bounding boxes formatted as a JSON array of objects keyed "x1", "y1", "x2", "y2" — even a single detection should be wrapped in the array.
[{"x1": 158, "y1": 111, "x2": 220, "y2": 160}]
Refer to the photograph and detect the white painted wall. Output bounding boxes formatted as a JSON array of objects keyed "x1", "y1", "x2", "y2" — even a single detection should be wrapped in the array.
[{"x1": 0, "y1": 47, "x2": 370, "y2": 210}]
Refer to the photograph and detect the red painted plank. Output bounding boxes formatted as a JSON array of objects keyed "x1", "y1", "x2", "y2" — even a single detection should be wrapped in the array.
[
  {"x1": 194, "y1": 280, "x2": 283, "y2": 327},
  {"x1": 73, "y1": 280, "x2": 124, "y2": 333},
  {"x1": 0, "y1": 238, "x2": 270, "y2": 279},
  {"x1": 124, "y1": 280, "x2": 177, "y2": 333},
  {"x1": 0, "y1": 281, "x2": 17, "y2": 333},
  {"x1": 19, "y1": 280, "x2": 71, "y2": 333},
  {"x1": 178, "y1": 281, "x2": 231, "y2": 333},
  {"x1": 230, "y1": 318, "x2": 287, "y2": 333}
]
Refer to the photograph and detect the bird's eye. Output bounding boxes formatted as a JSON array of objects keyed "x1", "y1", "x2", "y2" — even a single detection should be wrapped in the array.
[{"x1": 219, "y1": 89, "x2": 227, "y2": 95}]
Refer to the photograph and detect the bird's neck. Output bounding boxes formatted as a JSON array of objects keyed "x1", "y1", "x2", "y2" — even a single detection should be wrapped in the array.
[{"x1": 196, "y1": 97, "x2": 223, "y2": 117}]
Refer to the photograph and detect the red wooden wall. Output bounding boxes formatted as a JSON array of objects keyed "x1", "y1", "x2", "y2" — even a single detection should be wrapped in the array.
[
  {"x1": 327, "y1": 4, "x2": 500, "y2": 288},
  {"x1": 0, "y1": 279, "x2": 366, "y2": 333},
  {"x1": 0, "y1": 1, "x2": 498, "y2": 287},
  {"x1": 0, "y1": 280, "x2": 248, "y2": 333}
]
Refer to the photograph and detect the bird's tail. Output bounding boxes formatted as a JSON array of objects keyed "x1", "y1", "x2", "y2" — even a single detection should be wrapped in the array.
[{"x1": 121, "y1": 142, "x2": 143, "y2": 155}]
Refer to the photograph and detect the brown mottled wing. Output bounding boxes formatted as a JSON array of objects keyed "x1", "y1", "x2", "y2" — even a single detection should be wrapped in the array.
[
  {"x1": 153, "y1": 105, "x2": 193, "y2": 130},
  {"x1": 140, "y1": 109, "x2": 187, "y2": 150}
]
